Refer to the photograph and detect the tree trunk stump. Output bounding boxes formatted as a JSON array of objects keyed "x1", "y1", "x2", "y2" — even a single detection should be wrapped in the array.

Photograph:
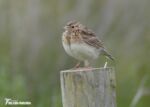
[{"x1": 60, "y1": 67, "x2": 116, "y2": 107}]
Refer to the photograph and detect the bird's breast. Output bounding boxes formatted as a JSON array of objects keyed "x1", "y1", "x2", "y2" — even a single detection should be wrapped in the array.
[
  {"x1": 62, "y1": 32, "x2": 73, "y2": 57},
  {"x1": 62, "y1": 32, "x2": 70, "y2": 45},
  {"x1": 62, "y1": 31, "x2": 100, "y2": 61},
  {"x1": 70, "y1": 42, "x2": 100, "y2": 61}
]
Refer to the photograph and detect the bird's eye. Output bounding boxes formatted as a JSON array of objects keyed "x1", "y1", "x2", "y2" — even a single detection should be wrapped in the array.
[{"x1": 71, "y1": 26, "x2": 74, "y2": 28}]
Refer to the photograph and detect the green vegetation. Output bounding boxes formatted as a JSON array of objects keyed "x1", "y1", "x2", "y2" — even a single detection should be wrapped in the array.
[{"x1": 0, "y1": 0, "x2": 150, "y2": 107}]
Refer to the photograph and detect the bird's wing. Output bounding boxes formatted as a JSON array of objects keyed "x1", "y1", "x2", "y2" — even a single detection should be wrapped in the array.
[{"x1": 81, "y1": 30, "x2": 104, "y2": 49}]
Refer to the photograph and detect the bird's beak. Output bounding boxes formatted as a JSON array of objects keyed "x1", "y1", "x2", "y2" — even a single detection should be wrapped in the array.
[{"x1": 64, "y1": 26, "x2": 69, "y2": 30}]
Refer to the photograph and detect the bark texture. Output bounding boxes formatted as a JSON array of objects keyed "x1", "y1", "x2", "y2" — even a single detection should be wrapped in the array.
[{"x1": 60, "y1": 67, "x2": 116, "y2": 107}]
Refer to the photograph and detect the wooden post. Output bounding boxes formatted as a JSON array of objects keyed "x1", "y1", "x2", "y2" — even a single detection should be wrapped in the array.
[{"x1": 60, "y1": 67, "x2": 116, "y2": 107}]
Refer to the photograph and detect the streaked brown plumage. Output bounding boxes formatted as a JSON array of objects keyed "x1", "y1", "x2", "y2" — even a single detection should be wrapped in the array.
[{"x1": 62, "y1": 20, "x2": 114, "y2": 67}]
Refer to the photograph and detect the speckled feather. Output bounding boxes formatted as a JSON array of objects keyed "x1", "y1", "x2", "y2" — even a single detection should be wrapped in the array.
[{"x1": 62, "y1": 21, "x2": 114, "y2": 66}]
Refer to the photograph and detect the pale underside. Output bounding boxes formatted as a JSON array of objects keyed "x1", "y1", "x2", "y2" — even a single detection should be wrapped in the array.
[
  {"x1": 63, "y1": 42, "x2": 102, "y2": 61},
  {"x1": 62, "y1": 32, "x2": 103, "y2": 62}
]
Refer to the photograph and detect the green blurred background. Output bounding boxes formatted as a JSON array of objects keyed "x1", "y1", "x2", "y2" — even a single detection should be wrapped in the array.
[{"x1": 0, "y1": 0, "x2": 150, "y2": 107}]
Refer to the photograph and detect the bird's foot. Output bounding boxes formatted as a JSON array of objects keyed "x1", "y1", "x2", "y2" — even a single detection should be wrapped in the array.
[
  {"x1": 71, "y1": 62, "x2": 81, "y2": 70},
  {"x1": 80, "y1": 66, "x2": 93, "y2": 71}
]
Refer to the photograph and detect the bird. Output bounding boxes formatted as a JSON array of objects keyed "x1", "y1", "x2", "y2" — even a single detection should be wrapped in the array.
[{"x1": 62, "y1": 20, "x2": 114, "y2": 68}]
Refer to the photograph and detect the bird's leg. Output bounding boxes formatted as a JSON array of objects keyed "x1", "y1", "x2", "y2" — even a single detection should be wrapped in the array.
[
  {"x1": 83, "y1": 60, "x2": 92, "y2": 71},
  {"x1": 73, "y1": 62, "x2": 81, "y2": 68},
  {"x1": 84, "y1": 60, "x2": 90, "y2": 68}
]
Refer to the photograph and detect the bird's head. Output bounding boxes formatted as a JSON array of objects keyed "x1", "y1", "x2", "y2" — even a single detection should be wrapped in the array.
[{"x1": 64, "y1": 20, "x2": 83, "y2": 32}]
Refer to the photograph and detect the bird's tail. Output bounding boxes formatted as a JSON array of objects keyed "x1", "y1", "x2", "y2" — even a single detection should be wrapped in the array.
[{"x1": 102, "y1": 49, "x2": 114, "y2": 61}]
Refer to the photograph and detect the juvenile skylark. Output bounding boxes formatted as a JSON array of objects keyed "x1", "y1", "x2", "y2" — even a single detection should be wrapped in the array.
[{"x1": 62, "y1": 21, "x2": 114, "y2": 67}]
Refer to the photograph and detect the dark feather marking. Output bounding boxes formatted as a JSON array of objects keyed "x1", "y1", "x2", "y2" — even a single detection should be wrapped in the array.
[
  {"x1": 80, "y1": 29, "x2": 104, "y2": 49},
  {"x1": 66, "y1": 35, "x2": 71, "y2": 46}
]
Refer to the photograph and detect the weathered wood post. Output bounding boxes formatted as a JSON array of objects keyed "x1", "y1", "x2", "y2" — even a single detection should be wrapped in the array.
[{"x1": 60, "y1": 67, "x2": 116, "y2": 107}]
